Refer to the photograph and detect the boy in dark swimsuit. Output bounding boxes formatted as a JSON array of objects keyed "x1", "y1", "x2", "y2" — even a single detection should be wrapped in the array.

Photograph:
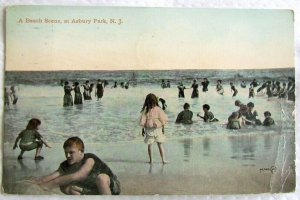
[{"x1": 31, "y1": 137, "x2": 120, "y2": 195}]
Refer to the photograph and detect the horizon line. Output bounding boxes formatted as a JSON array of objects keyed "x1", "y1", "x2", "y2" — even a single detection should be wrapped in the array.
[{"x1": 5, "y1": 66, "x2": 295, "y2": 72}]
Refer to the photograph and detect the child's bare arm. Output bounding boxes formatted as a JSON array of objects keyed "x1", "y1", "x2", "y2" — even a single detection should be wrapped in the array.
[
  {"x1": 43, "y1": 158, "x2": 95, "y2": 189},
  {"x1": 31, "y1": 170, "x2": 61, "y2": 184},
  {"x1": 40, "y1": 138, "x2": 52, "y2": 148}
]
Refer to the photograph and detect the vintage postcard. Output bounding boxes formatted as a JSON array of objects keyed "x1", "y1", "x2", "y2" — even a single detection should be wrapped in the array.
[{"x1": 2, "y1": 6, "x2": 295, "y2": 195}]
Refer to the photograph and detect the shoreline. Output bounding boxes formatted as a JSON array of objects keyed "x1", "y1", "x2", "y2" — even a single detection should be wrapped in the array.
[{"x1": 2, "y1": 131, "x2": 295, "y2": 195}]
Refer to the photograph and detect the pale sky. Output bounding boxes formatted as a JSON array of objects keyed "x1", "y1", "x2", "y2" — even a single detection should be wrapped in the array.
[{"x1": 5, "y1": 6, "x2": 295, "y2": 71}]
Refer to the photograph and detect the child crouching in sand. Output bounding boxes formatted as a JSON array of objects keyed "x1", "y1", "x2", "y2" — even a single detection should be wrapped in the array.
[
  {"x1": 140, "y1": 93, "x2": 168, "y2": 164},
  {"x1": 31, "y1": 137, "x2": 120, "y2": 195},
  {"x1": 13, "y1": 118, "x2": 51, "y2": 160}
]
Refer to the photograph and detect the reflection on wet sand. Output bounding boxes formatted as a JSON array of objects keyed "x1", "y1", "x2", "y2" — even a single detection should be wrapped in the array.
[
  {"x1": 264, "y1": 134, "x2": 273, "y2": 150},
  {"x1": 182, "y1": 138, "x2": 193, "y2": 162},
  {"x1": 181, "y1": 136, "x2": 211, "y2": 161},
  {"x1": 202, "y1": 137, "x2": 210, "y2": 157},
  {"x1": 148, "y1": 163, "x2": 165, "y2": 174},
  {"x1": 228, "y1": 135, "x2": 257, "y2": 167}
]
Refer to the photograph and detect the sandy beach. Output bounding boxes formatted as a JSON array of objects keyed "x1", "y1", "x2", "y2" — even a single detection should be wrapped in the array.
[{"x1": 2, "y1": 130, "x2": 295, "y2": 195}]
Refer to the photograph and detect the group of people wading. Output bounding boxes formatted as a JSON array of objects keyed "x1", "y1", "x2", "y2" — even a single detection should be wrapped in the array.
[{"x1": 63, "y1": 80, "x2": 105, "y2": 106}]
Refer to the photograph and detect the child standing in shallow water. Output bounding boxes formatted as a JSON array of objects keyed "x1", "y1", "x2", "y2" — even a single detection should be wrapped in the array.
[{"x1": 140, "y1": 93, "x2": 168, "y2": 164}]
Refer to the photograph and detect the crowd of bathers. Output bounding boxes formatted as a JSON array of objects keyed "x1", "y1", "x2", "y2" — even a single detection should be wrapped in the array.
[
  {"x1": 9, "y1": 75, "x2": 295, "y2": 195},
  {"x1": 61, "y1": 79, "x2": 135, "y2": 106},
  {"x1": 164, "y1": 76, "x2": 295, "y2": 129},
  {"x1": 173, "y1": 77, "x2": 295, "y2": 100}
]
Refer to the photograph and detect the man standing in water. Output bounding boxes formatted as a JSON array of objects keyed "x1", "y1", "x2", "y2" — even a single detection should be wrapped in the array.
[
  {"x1": 201, "y1": 78, "x2": 210, "y2": 92},
  {"x1": 95, "y1": 79, "x2": 104, "y2": 101},
  {"x1": 82, "y1": 80, "x2": 91, "y2": 100},
  {"x1": 191, "y1": 79, "x2": 199, "y2": 98},
  {"x1": 63, "y1": 81, "x2": 73, "y2": 107},
  {"x1": 10, "y1": 85, "x2": 19, "y2": 105},
  {"x1": 177, "y1": 82, "x2": 187, "y2": 98}
]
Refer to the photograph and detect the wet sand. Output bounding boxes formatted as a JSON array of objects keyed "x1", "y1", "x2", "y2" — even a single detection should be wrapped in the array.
[{"x1": 1, "y1": 131, "x2": 295, "y2": 195}]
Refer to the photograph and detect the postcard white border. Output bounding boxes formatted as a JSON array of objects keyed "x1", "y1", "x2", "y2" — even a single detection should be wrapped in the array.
[{"x1": 0, "y1": 0, "x2": 299, "y2": 200}]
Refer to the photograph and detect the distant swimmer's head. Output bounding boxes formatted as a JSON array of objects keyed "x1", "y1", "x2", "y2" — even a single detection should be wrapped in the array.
[
  {"x1": 193, "y1": 79, "x2": 197, "y2": 83},
  {"x1": 247, "y1": 102, "x2": 254, "y2": 108},
  {"x1": 264, "y1": 111, "x2": 271, "y2": 117},
  {"x1": 85, "y1": 80, "x2": 90, "y2": 84},
  {"x1": 217, "y1": 80, "x2": 222, "y2": 84},
  {"x1": 230, "y1": 112, "x2": 239, "y2": 119},
  {"x1": 240, "y1": 104, "x2": 248, "y2": 113},
  {"x1": 230, "y1": 82, "x2": 233, "y2": 85},
  {"x1": 98, "y1": 79, "x2": 101, "y2": 82},
  {"x1": 74, "y1": 82, "x2": 79, "y2": 86},
  {"x1": 235, "y1": 100, "x2": 242, "y2": 106},
  {"x1": 183, "y1": 103, "x2": 190, "y2": 110},
  {"x1": 64, "y1": 81, "x2": 69, "y2": 86},
  {"x1": 202, "y1": 104, "x2": 210, "y2": 111}
]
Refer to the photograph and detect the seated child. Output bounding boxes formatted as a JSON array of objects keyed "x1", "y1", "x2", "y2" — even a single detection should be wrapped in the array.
[
  {"x1": 176, "y1": 103, "x2": 193, "y2": 124},
  {"x1": 197, "y1": 104, "x2": 219, "y2": 122},
  {"x1": 13, "y1": 118, "x2": 51, "y2": 160},
  {"x1": 31, "y1": 137, "x2": 120, "y2": 195},
  {"x1": 263, "y1": 111, "x2": 275, "y2": 126},
  {"x1": 227, "y1": 112, "x2": 241, "y2": 129}
]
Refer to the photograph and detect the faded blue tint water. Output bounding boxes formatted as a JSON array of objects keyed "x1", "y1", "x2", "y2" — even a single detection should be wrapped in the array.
[
  {"x1": 3, "y1": 73, "x2": 295, "y2": 144},
  {"x1": 2, "y1": 69, "x2": 296, "y2": 194}
]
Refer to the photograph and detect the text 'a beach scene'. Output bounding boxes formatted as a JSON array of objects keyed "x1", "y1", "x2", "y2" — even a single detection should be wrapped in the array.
[{"x1": 2, "y1": 6, "x2": 295, "y2": 195}]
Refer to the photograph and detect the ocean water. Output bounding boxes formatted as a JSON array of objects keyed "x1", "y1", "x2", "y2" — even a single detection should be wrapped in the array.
[
  {"x1": 4, "y1": 68, "x2": 294, "y2": 86},
  {"x1": 3, "y1": 69, "x2": 295, "y2": 145}
]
